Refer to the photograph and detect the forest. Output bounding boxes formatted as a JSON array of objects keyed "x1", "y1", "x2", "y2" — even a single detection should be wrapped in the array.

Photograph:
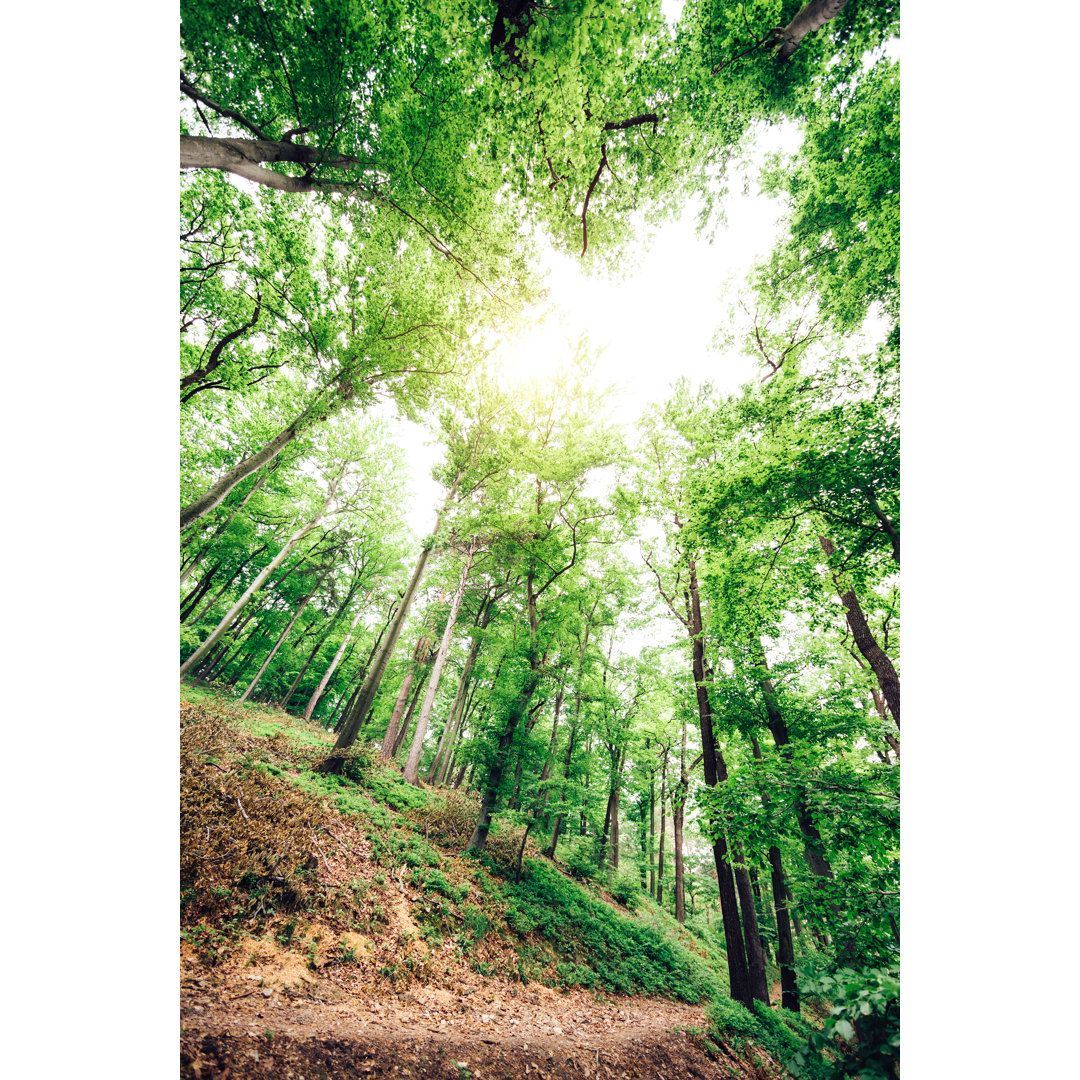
[{"x1": 179, "y1": 2, "x2": 900, "y2": 1078}]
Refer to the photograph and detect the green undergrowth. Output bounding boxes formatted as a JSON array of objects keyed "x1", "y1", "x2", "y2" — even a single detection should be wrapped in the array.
[{"x1": 489, "y1": 857, "x2": 718, "y2": 1001}]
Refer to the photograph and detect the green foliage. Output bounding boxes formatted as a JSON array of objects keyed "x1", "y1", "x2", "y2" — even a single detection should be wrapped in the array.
[
  {"x1": 787, "y1": 967, "x2": 900, "y2": 1080},
  {"x1": 491, "y1": 858, "x2": 714, "y2": 1001},
  {"x1": 608, "y1": 870, "x2": 643, "y2": 910},
  {"x1": 413, "y1": 868, "x2": 469, "y2": 904},
  {"x1": 707, "y1": 995, "x2": 826, "y2": 1078}
]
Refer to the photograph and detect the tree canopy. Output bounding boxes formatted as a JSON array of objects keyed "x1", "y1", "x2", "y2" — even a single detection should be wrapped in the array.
[{"x1": 179, "y1": 1, "x2": 899, "y2": 1068}]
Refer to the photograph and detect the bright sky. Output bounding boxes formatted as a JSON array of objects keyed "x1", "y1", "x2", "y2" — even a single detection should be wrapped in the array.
[{"x1": 384, "y1": 120, "x2": 805, "y2": 542}]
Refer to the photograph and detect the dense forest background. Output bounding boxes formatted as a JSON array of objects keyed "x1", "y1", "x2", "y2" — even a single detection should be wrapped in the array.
[{"x1": 4, "y1": 3, "x2": 1076, "y2": 1078}]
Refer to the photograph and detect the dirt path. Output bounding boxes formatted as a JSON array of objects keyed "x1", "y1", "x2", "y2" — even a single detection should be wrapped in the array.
[{"x1": 181, "y1": 971, "x2": 779, "y2": 1079}]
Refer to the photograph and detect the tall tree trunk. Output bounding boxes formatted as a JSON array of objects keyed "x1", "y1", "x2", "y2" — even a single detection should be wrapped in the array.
[
  {"x1": 535, "y1": 682, "x2": 565, "y2": 822},
  {"x1": 542, "y1": 599, "x2": 597, "y2": 859},
  {"x1": 657, "y1": 749, "x2": 667, "y2": 907},
  {"x1": 381, "y1": 634, "x2": 432, "y2": 758},
  {"x1": 733, "y1": 850, "x2": 770, "y2": 1007},
  {"x1": 322, "y1": 597, "x2": 398, "y2": 719},
  {"x1": 302, "y1": 591, "x2": 369, "y2": 720},
  {"x1": 685, "y1": 556, "x2": 753, "y2": 1008},
  {"x1": 818, "y1": 536, "x2": 900, "y2": 727},
  {"x1": 649, "y1": 763, "x2": 657, "y2": 899},
  {"x1": 404, "y1": 542, "x2": 477, "y2": 785},
  {"x1": 769, "y1": 845, "x2": 799, "y2": 1013},
  {"x1": 465, "y1": 668, "x2": 542, "y2": 852},
  {"x1": 452, "y1": 759, "x2": 468, "y2": 789},
  {"x1": 753, "y1": 645, "x2": 837, "y2": 885}
]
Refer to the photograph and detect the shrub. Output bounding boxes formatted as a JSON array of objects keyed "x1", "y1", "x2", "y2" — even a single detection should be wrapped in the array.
[
  {"x1": 787, "y1": 967, "x2": 900, "y2": 1080},
  {"x1": 609, "y1": 870, "x2": 643, "y2": 910}
]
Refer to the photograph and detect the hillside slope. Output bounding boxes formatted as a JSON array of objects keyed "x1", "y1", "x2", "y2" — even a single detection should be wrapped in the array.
[{"x1": 180, "y1": 688, "x2": 816, "y2": 1079}]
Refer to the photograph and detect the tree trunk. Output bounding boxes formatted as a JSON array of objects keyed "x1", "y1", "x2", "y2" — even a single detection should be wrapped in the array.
[
  {"x1": 673, "y1": 720, "x2": 688, "y2": 924},
  {"x1": 184, "y1": 544, "x2": 268, "y2": 625},
  {"x1": 769, "y1": 845, "x2": 799, "y2": 1013},
  {"x1": 320, "y1": 481, "x2": 461, "y2": 772},
  {"x1": 657, "y1": 750, "x2": 667, "y2": 906},
  {"x1": 239, "y1": 590, "x2": 316, "y2": 702},
  {"x1": 380, "y1": 638, "x2": 429, "y2": 759},
  {"x1": 649, "y1": 764, "x2": 656, "y2": 899},
  {"x1": 686, "y1": 557, "x2": 753, "y2": 1008},
  {"x1": 733, "y1": 851, "x2": 770, "y2": 1007},
  {"x1": 302, "y1": 592, "x2": 369, "y2": 720},
  {"x1": 465, "y1": 668, "x2": 542, "y2": 852},
  {"x1": 776, "y1": 0, "x2": 851, "y2": 62},
  {"x1": 180, "y1": 464, "x2": 275, "y2": 583},
  {"x1": 179, "y1": 561, "x2": 220, "y2": 621},
  {"x1": 180, "y1": 517, "x2": 320, "y2": 679},
  {"x1": 180, "y1": 407, "x2": 323, "y2": 531},
  {"x1": 429, "y1": 600, "x2": 492, "y2": 783},
  {"x1": 404, "y1": 542, "x2": 477, "y2": 785},
  {"x1": 818, "y1": 536, "x2": 900, "y2": 727},
  {"x1": 392, "y1": 674, "x2": 429, "y2": 759}
]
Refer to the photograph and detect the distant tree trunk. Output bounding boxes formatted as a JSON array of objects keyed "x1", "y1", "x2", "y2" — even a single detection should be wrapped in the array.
[
  {"x1": 239, "y1": 590, "x2": 317, "y2": 702},
  {"x1": 657, "y1": 748, "x2": 668, "y2": 906},
  {"x1": 392, "y1": 674, "x2": 429, "y2": 759},
  {"x1": 302, "y1": 592, "x2": 369, "y2": 720},
  {"x1": 381, "y1": 635, "x2": 432, "y2": 758},
  {"x1": 404, "y1": 542, "x2": 477, "y2": 785},
  {"x1": 673, "y1": 720, "x2": 688, "y2": 924},
  {"x1": 465, "y1": 667, "x2": 542, "y2": 852},
  {"x1": 753, "y1": 647, "x2": 836, "y2": 884},
  {"x1": 769, "y1": 846, "x2": 799, "y2": 1012},
  {"x1": 535, "y1": 682, "x2": 565, "y2": 822},
  {"x1": 649, "y1": 763, "x2": 657, "y2": 899},
  {"x1": 542, "y1": 600, "x2": 597, "y2": 859},
  {"x1": 818, "y1": 536, "x2": 899, "y2": 728},
  {"x1": 320, "y1": 480, "x2": 461, "y2": 773},
  {"x1": 180, "y1": 515, "x2": 322, "y2": 679},
  {"x1": 180, "y1": 561, "x2": 221, "y2": 620},
  {"x1": 184, "y1": 544, "x2": 269, "y2": 624},
  {"x1": 323, "y1": 598, "x2": 397, "y2": 720},
  {"x1": 452, "y1": 759, "x2": 468, "y2": 789},
  {"x1": 429, "y1": 595, "x2": 494, "y2": 783}
]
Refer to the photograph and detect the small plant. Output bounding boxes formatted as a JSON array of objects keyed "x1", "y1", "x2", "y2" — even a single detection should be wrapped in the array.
[
  {"x1": 461, "y1": 904, "x2": 490, "y2": 943},
  {"x1": 608, "y1": 871, "x2": 642, "y2": 910},
  {"x1": 373, "y1": 872, "x2": 386, "y2": 887},
  {"x1": 276, "y1": 919, "x2": 298, "y2": 947},
  {"x1": 340, "y1": 939, "x2": 359, "y2": 963}
]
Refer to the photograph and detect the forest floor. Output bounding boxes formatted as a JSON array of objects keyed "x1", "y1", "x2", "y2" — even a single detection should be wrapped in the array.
[
  {"x1": 180, "y1": 689, "x2": 792, "y2": 1079},
  {"x1": 180, "y1": 945, "x2": 781, "y2": 1080}
]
